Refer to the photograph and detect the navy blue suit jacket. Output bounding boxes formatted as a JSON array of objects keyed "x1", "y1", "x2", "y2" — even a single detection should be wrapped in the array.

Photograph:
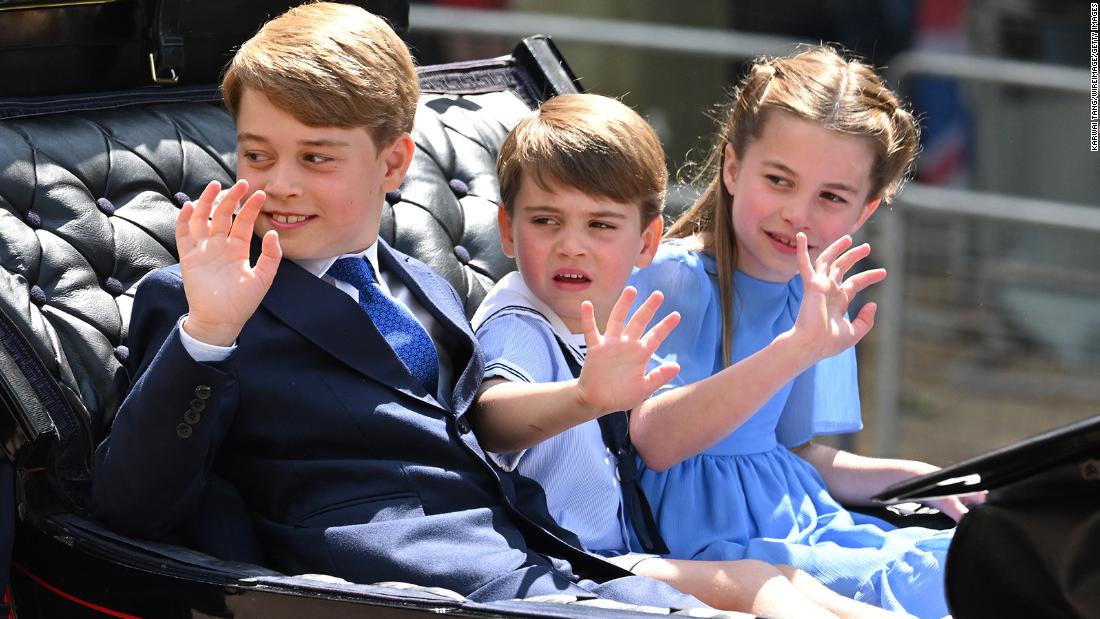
[{"x1": 92, "y1": 240, "x2": 699, "y2": 607}]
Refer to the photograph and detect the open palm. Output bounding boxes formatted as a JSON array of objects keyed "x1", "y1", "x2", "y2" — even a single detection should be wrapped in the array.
[
  {"x1": 794, "y1": 233, "x2": 886, "y2": 361},
  {"x1": 575, "y1": 287, "x2": 681, "y2": 415},
  {"x1": 177, "y1": 180, "x2": 282, "y2": 346}
]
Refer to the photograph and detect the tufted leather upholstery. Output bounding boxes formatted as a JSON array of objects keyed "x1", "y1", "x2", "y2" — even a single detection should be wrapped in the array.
[
  {"x1": 0, "y1": 102, "x2": 235, "y2": 428},
  {"x1": 382, "y1": 90, "x2": 532, "y2": 318},
  {"x1": 0, "y1": 102, "x2": 239, "y2": 507},
  {"x1": 0, "y1": 40, "x2": 576, "y2": 517},
  {"x1": 0, "y1": 37, "x2": 751, "y2": 618}
]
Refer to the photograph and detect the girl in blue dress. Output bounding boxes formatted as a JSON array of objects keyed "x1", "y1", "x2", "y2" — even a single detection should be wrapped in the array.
[{"x1": 628, "y1": 46, "x2": 983, "y2": 619}]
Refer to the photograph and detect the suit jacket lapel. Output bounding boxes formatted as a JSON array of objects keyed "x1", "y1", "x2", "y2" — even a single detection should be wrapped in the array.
[{"x1": 259, "y1": 248, "x2": 432, "y2": 405}]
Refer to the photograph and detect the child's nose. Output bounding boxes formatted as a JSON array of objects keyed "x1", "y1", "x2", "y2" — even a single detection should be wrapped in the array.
[
  {"x1": 555, "y1": 229, "x2": 587, "y2": 256},
  {"x1": 263, "y1": 162, "x2": 300, "y2": 200},
  {"x1": 780, "y1": 198, "x2": 812, "y2": 229}
]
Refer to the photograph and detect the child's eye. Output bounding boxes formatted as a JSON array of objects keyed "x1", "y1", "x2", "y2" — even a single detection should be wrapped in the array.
[
  {"x1": 532, "y1": 216, "x2": 558, "y2": 226},
  {"x1": 820, "y1": 192, "x2": 847, "y2": 205},
  {"x1": 590, "y1": 221, "x2": 616, "y2": 230},
  {"x1": 242, "y1": 151, "x2": 270, "y2": 163},
  {"x1": 765, "y1": 175, "x2": 791, "y2": 187},
  {"x1": 303, "y1": 153, "x2": 333, "y2": 164}
]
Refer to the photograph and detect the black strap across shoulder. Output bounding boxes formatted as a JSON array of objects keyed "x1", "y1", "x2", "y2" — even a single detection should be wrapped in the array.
[{"x1": 556, "y1": 340, "x2": 669, "y2": 555}]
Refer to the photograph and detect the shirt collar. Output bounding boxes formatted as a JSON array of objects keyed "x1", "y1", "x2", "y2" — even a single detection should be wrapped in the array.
[
  {"x1": 295, "y1": 242, "x2": 382, "y2": 282},
  {"x1": 471, "y1": 271, "x2": 586, "y2": 364}
]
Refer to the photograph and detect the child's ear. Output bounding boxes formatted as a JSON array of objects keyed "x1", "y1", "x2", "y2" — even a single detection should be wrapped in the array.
[
  {"x1": 852, "y1": 197, "x2": 882, "y2": 232},
  {"x1": 721, "y1": 142, "x2": 740, "y2": 196},
  {"x1": 635, "y1": 216, "x2": 664, "y2": 269},
  {"x1": 497, "y1": 205, "x2": 516, "y2": 259},
  {"x1": 380, "y1": 133, "x2": 415, "y2": 192}
]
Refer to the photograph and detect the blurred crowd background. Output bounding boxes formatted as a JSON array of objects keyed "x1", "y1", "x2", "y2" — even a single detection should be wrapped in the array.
[{"x1": 404, "y1": 0, "x2": 1097, "y2": 467}]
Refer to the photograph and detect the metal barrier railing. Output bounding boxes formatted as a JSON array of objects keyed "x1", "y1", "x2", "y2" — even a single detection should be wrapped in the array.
[
  {"x1": 886, "y1": 50, "x2": 1089, "y2": 93},
  {"x1": 411, "y1": 4, "x2": 1092, "y2": 96},
  {"x1": 871, "y1": 52, "x2": 1091, "y2": 456},
  {"x1": 410, "y1": 4, "x2": 1097, "y2": 456},
  {"x1": 873, "y1": 185, "x2": 1100, "y2": 455},
  {"x1": 409, "y1": 4, "x2": 801, "y2": 59}
]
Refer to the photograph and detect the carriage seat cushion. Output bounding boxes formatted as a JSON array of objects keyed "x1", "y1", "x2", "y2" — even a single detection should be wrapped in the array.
[{"x1": 0, "y1": 90, "x2": 529, "y2": 454}]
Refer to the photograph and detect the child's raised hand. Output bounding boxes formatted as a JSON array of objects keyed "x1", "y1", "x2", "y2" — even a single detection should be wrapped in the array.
[
  {"x1": 575, "y1": 287, "x2": 681, "y2": 415},
  {"x1": 176, "y1": 179, "x2": 282, "y2": 347},
  {"x1": 792, "y1": 232, "x2": 886, "y2": 361}
]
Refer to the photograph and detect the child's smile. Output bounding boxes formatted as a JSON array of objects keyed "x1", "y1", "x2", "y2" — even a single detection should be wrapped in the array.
[
  {"x1": 268, "y1": 212, "x2": 312, "y2": 226},
  {"x1": 722, "y1": 111, "x2": 880, "y2": 282},
  {"x1": 234, "y1": 88, "x2": 411, "y2": 259},
  {"x1": 764, "y1": 230, "x2": 801, "y2": 254}
]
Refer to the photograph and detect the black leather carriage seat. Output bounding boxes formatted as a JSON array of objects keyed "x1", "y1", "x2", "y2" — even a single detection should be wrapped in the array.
[{"x1": 0, "y1": 37, "x2": 575, "y2": 557}]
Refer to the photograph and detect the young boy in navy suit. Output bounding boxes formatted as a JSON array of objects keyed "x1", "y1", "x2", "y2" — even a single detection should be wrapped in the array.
[{"x1": 91, "y1": 2, "x2": 702, "y2": 608}]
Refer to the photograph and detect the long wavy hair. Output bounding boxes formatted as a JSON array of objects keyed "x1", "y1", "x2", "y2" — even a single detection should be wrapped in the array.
[{"x1": 666, "y1": 45, "x2": 920, "y2": 367}]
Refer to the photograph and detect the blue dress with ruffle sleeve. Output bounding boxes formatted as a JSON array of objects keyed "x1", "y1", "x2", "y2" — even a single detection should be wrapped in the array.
[{"x1": 629, "y1": 243, "x2": 953, "y2": 619}]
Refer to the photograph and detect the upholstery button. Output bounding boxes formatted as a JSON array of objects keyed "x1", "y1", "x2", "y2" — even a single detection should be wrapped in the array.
[
  {"x1": 385, "y1": 189, "x2": 402, "y2": 205},
  {"x1": 194, "y1": 385, "x2": 212, "y2": 400},
  {"x1": 174, "y1": 192, "x2": 191, "y2": 206},
  {"x1": 95, "y1": 198, "x2": 116, "y2": 216},
  {"x1": 452, "y1": 245, "x2": 471, "y2": 264},
  {"x1": 1084, "y1": 461, "x2": 1100, "y2": 480},
  {"x1": 456, "y1": 417, "x2": 471, "y2": 434},
  {"x1": 23, "y1": 210, "x2": 41, "y2": 228},
  {"x1": 183, "y1": 409, "x2": 201, "y2": 425},
  {"x1": 103, "y1": 277, "x2": 124, "y2": 297},
  {"x1": 29, "y1": 286, "x2": 46, "y2": 307},
  {"x1": 448, "y1": 178, "x2": 468, "y2": 198},
  {"x1": 113, "y1": 346, "x2": 129, "y2": 364},
  {"x1": 176, "y1": 423, "x2": 193, "y2": 439},
  {"x1": 189, "y1": 398, "x2": 206, "y2": 412}
]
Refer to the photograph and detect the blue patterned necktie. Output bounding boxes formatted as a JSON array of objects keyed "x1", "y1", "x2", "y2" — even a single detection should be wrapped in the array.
[{"x1": 328, "y1": 257, "x2": 440, "y2": 395}]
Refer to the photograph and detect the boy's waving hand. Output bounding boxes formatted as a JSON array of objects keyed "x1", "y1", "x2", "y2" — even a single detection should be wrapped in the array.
[
  {"x1": 177, "y1": 179, "x2": 282, "y2": 347},
  {"x1": 576, "y1": 287, "x2": 681, "y2": 415}
]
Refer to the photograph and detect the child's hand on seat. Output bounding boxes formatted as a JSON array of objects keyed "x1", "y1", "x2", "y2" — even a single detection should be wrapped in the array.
[
  {"x1": 575, "y1": 287, "x2": 681, "y2": 416},
  {"x1": 791, "y1": 232, "x2": 886, "y2": 361},
  {"x1": 177, "y1": 179, "x2": 282, "y2": 347},
  {"x1": 923, "y1": 491, "x2": 988, "y2": 522}
]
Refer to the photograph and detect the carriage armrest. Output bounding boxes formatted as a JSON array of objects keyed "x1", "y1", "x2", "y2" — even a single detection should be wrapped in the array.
[{"x1": 851, "y1": 503, "x2": 955, "y2": 530}]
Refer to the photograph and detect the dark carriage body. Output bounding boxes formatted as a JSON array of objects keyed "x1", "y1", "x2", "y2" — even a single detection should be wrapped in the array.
[{"x1": 0, "y1": 24, "x2": 710, "y2": 616}]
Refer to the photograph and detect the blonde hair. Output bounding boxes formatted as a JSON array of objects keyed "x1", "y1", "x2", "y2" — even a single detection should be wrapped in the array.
[
  {"x1": 667, "y1": 45, "x2": 920, "y2": 367},
  {"x1": 497, "y1": 93, "x2": 668, "y2": 228},
  {"x1": 221, "y1": 2, "x2": 418, "y2": 148}
]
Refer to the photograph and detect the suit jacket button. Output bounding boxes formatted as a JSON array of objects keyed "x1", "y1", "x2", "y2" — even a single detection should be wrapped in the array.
[
  {"x1": 456, "y1": 418, "x2": 471, "y2": 434},
  {"x1": 183, "y1": 410, "x2": 202, "y2": 425},
  {"x1": 176, "y1": 423, "x2": 193, "y2": 439},
  {"x1": 194, "y1": 385, "x2": 212, "y2": 400},
  {"x1": 189, "y1": 398, "x2": 206, "y2": 412}
]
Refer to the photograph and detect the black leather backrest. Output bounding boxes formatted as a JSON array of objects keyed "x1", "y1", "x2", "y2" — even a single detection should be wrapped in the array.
[
  {"x1": 382, "y1": 91, "x2": 531, "y2": 317},
  {"x1": 0, "y1": 36, "x2": 585, "y2": 516},
  {"x1": 0, "y1": 103, "x2": 237, "y2": 483},
  {"x1": 0, "y1": 90, "x2": 528, "y2": 437},
  {"x1": 0, "y1": 41, "x2": 579, "y2": 510}
]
